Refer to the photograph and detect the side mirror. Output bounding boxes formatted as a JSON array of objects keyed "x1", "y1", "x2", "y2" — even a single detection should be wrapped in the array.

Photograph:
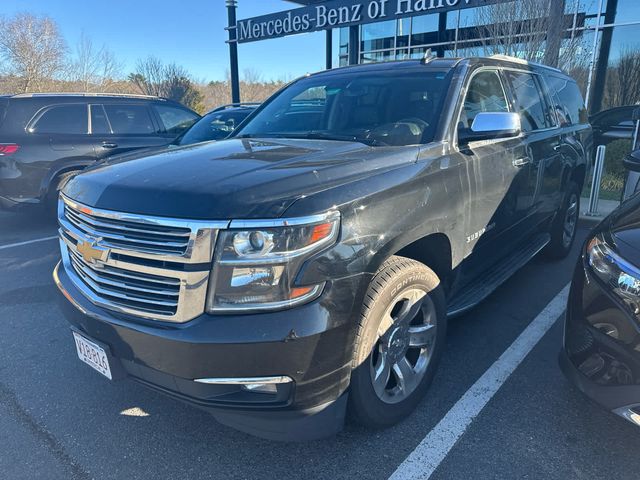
[
  {"x1": 623, "y1": 150, "x2": 640, "y2": 173},
  {"x1": 633, "y1": 107, "x2": 640, "y2": 122},
  {"x1": 459, "y1": 112, "x2": 521, "y2": 143}
]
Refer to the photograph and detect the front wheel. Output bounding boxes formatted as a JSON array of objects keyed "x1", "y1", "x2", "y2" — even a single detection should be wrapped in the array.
[
  {"x1": 348, "y1": 256, "x2": 446, "y2": 428},
  {"x1": 543, "y1": 181, "x2": 580, "y2": 260}
]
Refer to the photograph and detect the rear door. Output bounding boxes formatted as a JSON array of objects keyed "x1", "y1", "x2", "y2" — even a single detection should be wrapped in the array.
[
  {"x1": 91, "y1": 102, "x2": 168, "y2": 160},
  {"x1": 503, "y1": 70, "x2": 563, "y2": 227},
  {"x1": 29, "y1": 103, "x2": 97, "y2": 179}
]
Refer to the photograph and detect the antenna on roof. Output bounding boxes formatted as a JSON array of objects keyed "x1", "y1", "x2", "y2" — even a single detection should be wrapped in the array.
[{"x1": 421, "y1": 48, "x2": 435, "y2": 64}]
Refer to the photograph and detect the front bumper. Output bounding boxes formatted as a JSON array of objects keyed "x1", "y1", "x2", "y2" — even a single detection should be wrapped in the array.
[
  {"x1": 54, "y1": 261, "x2": 361, "y2": 440},
  {"x1": 561, "y1": 258, "x2": 640, "y2": 427}
]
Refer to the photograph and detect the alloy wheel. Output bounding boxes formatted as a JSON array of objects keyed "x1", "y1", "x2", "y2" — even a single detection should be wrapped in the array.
[{"x1": 369, "y1": 287, "x2": 437, "y2": 404}]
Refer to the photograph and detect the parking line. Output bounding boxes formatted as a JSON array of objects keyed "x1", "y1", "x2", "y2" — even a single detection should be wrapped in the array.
[
  {"x1": 0, "y1": 235, "x2": 58, "y2": 251},
  {"x1": 389, "y1": 283, "x2": 571, "y2": 480}
]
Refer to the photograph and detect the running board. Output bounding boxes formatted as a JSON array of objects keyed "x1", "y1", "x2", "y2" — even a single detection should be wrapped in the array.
[{"x1": 446, "y1": 233, "x2": 551, "y2": 317}]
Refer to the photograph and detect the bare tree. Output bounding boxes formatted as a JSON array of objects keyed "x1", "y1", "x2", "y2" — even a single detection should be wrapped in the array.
[
  {"x1": 462, "y1": 0, "x2": 591, "y2": 74},
  {"x1": 128, "y1": 56, "x2": 165, "y2": 96},
  {"x1": 69, "y1": 32, "x2": 122, "y2": 92},
  {"x1": 0, "y1": 12, "x2": 66, "y2": 92},
  {"x1": 602, "y1": 48, "x2": 640, "y2": 109},
  {"x1": 129, "y1": 56, "x2": 204, "y2": 111}
]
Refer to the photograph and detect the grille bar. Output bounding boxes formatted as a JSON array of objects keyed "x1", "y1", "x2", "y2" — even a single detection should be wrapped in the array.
[
  {"x1": 65, "y1": 206, "x2": 190, "y2": 254},
  {"x1": 68, "y1": 249, "x2": 180, "y2": 298}
]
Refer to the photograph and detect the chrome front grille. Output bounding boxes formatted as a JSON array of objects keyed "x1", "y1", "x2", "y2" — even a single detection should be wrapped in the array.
[
  {"x1": 64, "y1": 204, "x2": 192, "y2": 256},
  {"x1": 67, "y1": 246, "x2": 180, "y2": 316},
  {"x1": 58, "y1": 195, "x2": 229, "y2": 323}
]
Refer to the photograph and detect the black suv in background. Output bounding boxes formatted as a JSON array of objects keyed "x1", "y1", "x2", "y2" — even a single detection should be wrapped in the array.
[
  {"x1": 90, "y1": 103, "x2": 260, "y2": 167},
  {"x1": 55, "y1": 57, "x2": 592, "y2": 441},
  {"x1": 0, "y1": 93, "x2": 199, "y2": 212}
]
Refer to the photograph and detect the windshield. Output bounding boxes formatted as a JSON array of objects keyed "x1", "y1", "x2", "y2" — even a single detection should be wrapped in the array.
[
  {"x1": 178, "y1": 109, "x2": 253, "y2": 145},
  {"x1": 234, "y1": 69, "x2": 453, "y2": 146}
]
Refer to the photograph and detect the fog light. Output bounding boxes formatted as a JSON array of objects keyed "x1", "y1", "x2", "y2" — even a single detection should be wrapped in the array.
[{"x1": 241, "y1": 383, "x2": 278, "y2": 394}]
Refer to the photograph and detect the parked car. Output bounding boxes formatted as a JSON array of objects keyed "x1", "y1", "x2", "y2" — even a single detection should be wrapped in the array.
[
  {"x1": 0, "y1": 93, "x2": 200, "y2": 212},
  {"x1": 176, "y1": 103, "x2": 259, "y2": 145},
  {"x1": 560, "y1": 175, "x2": 640, "y2": 428},
  {"x1": 54, "y1": 56, "x2": 592, "y2": 441}
]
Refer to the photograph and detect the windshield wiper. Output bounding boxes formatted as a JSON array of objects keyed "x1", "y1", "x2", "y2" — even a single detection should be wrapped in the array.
[
  {"x1": 255, "y1": 132, "x2": 385, "y2": 146},
  {"x1": 234, "y1": 132, "x2": 386, "y2": 146}
]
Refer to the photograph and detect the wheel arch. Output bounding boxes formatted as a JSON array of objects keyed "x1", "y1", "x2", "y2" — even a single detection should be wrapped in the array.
[
  {"x1": 368, "y1": 232, "x2": 454, "y2": 295},
  {"x1": 39, "y1": 158, "x2": 93, "y2": 199}
]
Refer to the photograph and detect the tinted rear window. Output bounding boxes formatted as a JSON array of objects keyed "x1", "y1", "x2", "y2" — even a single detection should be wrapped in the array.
[
  {"x1": 505, "y1": 71, "x2": 551, "y2": 132},
  {"x1": 103, "y1": 104, "x2": 155, "y2": 135},
  {"x1": 30, "y1": 104, "x2": 88, "y2": 134},
  {"x1": 547, "y1": 75, "x2": 588, "y2": 126}
]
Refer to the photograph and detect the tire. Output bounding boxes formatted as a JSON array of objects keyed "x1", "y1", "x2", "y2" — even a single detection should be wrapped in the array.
[
  {"x1": 543, "y1": 181, "x2": 580, "y2": 260},
  {"x1": 42, "y1": 171, "x2": 78, "y2": 217},
  {"x1": 348, "y1": 255, "x2": 446, "y2": 428}
]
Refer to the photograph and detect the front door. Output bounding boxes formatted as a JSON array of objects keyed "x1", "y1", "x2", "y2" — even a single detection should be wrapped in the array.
[
  {"x1": 455, "y1": 69, "x2": 532, "y2": 281},
  {"x1": 90, "y1": 103, "x2": 167, "y2": 161}
]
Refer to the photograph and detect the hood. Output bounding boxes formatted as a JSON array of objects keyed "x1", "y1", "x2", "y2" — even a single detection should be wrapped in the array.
[{"x1": 63, "y1": 138, "x2": 420, "y2": 219}]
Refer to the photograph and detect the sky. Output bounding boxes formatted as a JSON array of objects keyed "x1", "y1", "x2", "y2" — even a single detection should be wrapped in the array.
[{"x1": 0, "y1": 0, "x2": 326, "y2": 82}]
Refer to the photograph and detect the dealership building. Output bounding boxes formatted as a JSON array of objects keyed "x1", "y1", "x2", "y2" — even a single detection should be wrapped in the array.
[{"x1": 228, "y1": 0, "x2": 640, "y2": 113}]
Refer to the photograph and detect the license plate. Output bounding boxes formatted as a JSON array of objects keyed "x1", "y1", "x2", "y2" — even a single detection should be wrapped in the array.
[{"x1": 72, "y1": 332, "x2": 112, "y2": 380}]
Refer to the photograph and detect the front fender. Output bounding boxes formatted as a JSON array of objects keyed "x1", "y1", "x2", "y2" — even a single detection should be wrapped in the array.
[{"x1": 292, "y1": 154, "x2": 467, "y2": 286}]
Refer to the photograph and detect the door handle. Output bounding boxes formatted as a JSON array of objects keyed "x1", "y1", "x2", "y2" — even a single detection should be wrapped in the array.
[
  {"x1": 513, "y1": 157, "x2": 530, "y2": 167},
  {"x1": 102, "y1": 142, "x2": 118, "y2": 149}
]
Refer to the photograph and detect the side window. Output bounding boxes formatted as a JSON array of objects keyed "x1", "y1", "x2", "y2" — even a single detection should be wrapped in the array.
[
  {"x1": 30, "y1": 104, "x2": 88, "y2": 134},
  {"x1": 103, "y1": 104, "x2": 155, "y2": 135},
  {"x1": 155, "y1": 105, "x2": 199, "y2": 135},
  {"x1": 90, "y1": 105, "x2": 111, "y2": 134},
  {"x1": 546, "y1": 76, "x2": 588, "y2": 126},
  {"x1": 460, "y1": 70, "x2": 509, "y2": 129},
  {"x1": 505, "y1": 71, "x2": 551, "y2": 132}
]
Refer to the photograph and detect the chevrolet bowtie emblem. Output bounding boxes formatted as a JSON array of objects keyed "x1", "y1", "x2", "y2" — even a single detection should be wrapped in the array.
[{"x1": 76, "y1": 239, "x2": 109, "y2": 264}]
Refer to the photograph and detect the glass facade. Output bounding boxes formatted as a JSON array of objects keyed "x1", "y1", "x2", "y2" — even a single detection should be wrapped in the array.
[{"x1": 333, "y1": 0, "x2": 640, "y2": 113}]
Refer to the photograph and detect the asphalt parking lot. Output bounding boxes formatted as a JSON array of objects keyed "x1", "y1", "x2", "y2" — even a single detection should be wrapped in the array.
[{"x1": 1, "y1": 211, "x2": 639, "y2": 480}]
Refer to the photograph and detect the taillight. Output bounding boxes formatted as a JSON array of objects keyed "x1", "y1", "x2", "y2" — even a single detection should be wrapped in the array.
[{"x1": 0, "y1": 144, "x2": 19, "y2": 156}]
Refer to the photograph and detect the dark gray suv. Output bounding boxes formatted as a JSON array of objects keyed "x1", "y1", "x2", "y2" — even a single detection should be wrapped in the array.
[
  {"x1": 0, "y1": 93, "x2": 199, "y2": 212},
  {"x1": 55, "y1": 56, "x2": 592, "y2": 440}
]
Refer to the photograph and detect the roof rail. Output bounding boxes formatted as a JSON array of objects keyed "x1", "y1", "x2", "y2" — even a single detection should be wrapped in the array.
[
  {"x1": 210, "y1": 102, "x2": 261, "y2": 112},
  {"x1": 11, "y1": 92, "x2": 164, "y2": 100},
  {"x1": 489, "y1": 55, "x2": 564, "y2": 73}
]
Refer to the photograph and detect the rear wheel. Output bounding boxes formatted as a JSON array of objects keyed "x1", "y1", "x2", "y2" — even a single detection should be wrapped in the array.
[
  {"x1": 348, "y1": 256, "x2": 446, "y2": 428},
  {"x1": 543, "y1": 181, "x2": 580, "y2": 260},
  {"x1": 43, "y1": 171, "x2": 78, "y2": 217}
]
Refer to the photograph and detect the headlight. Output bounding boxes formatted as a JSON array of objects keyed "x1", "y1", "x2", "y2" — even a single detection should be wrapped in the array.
[
  {"x1": 587, "y1": 235, "x2": 640, "y2": 314},
  {"x1": 206, "y1": 211, "x2": 340, "y2": 313}
]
